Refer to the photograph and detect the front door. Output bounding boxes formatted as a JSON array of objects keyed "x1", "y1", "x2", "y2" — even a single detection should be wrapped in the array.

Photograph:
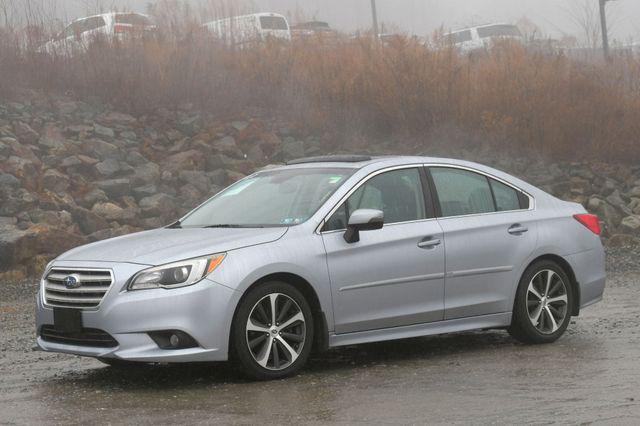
[{"x1": 321, "y1": 167, "x2": 445, "y2": 334}]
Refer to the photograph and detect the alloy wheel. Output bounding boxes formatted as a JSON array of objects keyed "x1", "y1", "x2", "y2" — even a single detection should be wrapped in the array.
[
  {"x1": 526, "y1": 269, "x2": 569, "y2": 334},
  {"x1": 245, "y1": 293, "x2": 306, "y2": 370}
]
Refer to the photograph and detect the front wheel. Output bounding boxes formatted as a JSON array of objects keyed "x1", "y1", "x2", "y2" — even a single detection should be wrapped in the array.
[
  {"x1": 231, "y1": 281, "x2": 314, "y2": 380},
  {"x1": 508, "y1": 260, "x2": 573, "y2": 344}
]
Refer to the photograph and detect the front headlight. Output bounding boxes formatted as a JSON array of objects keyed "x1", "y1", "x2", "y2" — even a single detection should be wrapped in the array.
[{"x1": 128, "y1": 254, "x2": 226, "y2": 291}]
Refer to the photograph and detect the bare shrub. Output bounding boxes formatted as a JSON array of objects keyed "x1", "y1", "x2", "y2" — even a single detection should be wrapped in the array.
[{"x1": 1, "y1": 23, "x2": 639, "y2": 162}]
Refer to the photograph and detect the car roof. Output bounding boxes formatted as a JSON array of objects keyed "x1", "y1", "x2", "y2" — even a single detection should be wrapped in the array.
[
  {"x1": 275, "y1": 155, "x2": 479, "y2": 170},
  {"x1": 72, "y1": 12, "x2": 149, "y2": 22},
  {"x1": 446, "y1": 22, "x2": 515, "y2": 34},
  {"x1": 271, "y1": 155, "x2": 546, "y2": 200}
]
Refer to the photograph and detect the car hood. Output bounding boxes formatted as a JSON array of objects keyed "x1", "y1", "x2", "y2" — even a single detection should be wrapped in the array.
[{"x1": 56, "y1": 227, "x2": 288, "y2": 266}]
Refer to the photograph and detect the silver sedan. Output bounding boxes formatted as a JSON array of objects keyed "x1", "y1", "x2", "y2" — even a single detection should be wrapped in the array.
[{"x1": 36, "y1": 155, "x2": 605, "y2": 380}]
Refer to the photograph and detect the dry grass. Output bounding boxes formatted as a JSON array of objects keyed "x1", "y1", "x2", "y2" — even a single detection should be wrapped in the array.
[{"x1": 2, "y1": 30, "x2": 640, "y2": 161}]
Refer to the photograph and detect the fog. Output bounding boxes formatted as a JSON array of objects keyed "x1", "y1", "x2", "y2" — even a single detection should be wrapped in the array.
[{"x1": 7, "y1": 0, "x2": 640, "y2": 43}]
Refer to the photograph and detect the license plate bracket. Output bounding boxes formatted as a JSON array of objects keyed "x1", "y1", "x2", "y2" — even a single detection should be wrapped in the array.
[{"x1": 53, "y1": 308, "x2": 83, "y2": 334}]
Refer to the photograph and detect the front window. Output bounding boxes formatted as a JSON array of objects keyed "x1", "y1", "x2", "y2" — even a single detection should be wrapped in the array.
[
  {"x1": 324, "y1": 168, "x2": 427, "y2": 231},
  {"x1": 179, "y1": 168, "x2": 353, "y2": 228}
]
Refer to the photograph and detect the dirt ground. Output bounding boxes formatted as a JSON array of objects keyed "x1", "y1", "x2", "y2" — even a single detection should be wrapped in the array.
[{"x1": 1, "y1": 250, "x2": 639, "y2": 425}]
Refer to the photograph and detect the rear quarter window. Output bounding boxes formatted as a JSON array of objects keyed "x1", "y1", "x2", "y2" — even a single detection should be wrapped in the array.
[{"x1": 489, "y1": 179, "x2": 521, "y2": 211}]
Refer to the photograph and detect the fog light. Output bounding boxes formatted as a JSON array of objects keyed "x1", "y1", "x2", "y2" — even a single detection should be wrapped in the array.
[
  {"x1": 169, "y1": 334, "x2": 180, "y2": 348},
  {"x1": 148, "y1": 330, "x2": 198, "y2": 350}
]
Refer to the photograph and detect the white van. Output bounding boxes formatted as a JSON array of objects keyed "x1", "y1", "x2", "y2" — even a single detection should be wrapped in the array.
[
  {"x1": 443, "y1": 23, "x2": 523, "y2": 52},
  {"x1": 202, "y1": 13, "x2": 291, "y2": 47},
  {"x1": 40, "y1": 12, "x2": 155, "y2": 56}
]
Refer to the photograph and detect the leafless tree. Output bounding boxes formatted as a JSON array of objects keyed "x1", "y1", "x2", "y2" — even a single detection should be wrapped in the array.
[
  {"x1": 564, "y1": 0, "x2": 602, "y2": 48},
  {"x1": 564, "y1": 0, "x2": 621, "y2": 48}
]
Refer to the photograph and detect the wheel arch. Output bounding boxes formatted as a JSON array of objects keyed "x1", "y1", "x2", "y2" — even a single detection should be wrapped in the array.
[
  {"x1": 230, "y1": 272, "x2": 329, "y2": 355},
  {"x1": 524, "y1": 254, "x2": 581, "y2": 316}
]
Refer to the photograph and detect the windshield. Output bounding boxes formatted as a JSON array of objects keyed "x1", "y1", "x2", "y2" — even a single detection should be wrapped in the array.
[
  {"x1": 115, "y1": 14, "x2": 153, "y2": 26},
  {"x1": 179, "y1": 168, "x2": 354, "y2": 228},
  {"x1": 260, "y1": 16, "x2": 288, "y2": 30}
]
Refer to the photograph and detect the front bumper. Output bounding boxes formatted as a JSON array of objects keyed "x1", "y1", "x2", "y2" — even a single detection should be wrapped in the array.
[{"x1": 36, "y1": 260, "x2": 241, "y2": 362}]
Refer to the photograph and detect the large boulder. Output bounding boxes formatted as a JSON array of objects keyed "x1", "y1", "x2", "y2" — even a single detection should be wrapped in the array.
[
  {"x1": 70, "y1": 206, "x2": 110, "y2": 234},
  {"x1": 93, "y1": 123, "x2": 115, "y2": 139},
  {"x1": 12, "y1": 121, "x2": 39, "y2": 144},
  {"x1": 91, "y1": 202, "x2": 136, "y2": 222},
  {"x1": 620, "y1": 216, "x2": 640, "y2": 235},
  {"x1": 42, "y1": 169, "x2": 70, "y2": 193},
  {"x1": 162, "y1": 150, "x2": 205, "y2": 173},
  {"x1": 139, "y1": 193, "x2": 177, "y2": 217},
  {"x1": 0, "y1": 223, "x2": 85, "y2": 273},
  {"x1": 130, "y1": 162, "x2": 160, "y2": 185},
  {"x1": 94, "y1": 178, "x2": 131, "y2": 198},
  {"x1": 82, "y1": 138, "x2": 119, "y2": 160},
  {"x1": 95, "y1": 158, "x2": 122, "y2": 177},
  {"x1": 212, "y1": 136, "x2": 243, "y2": 158}
]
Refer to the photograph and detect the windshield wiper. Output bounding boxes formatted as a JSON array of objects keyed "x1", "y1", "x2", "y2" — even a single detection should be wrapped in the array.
[
  {"x1": 202, "y1": 224, "x2": 269, "y2": 228},
  {"x1": 202, "y1": 224, "x2": 247, "y2": 228}
]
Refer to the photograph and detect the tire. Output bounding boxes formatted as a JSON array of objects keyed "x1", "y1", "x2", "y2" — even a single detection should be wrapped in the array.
[
  {"x1": 97, "y1": 357, "x2": 141, "y2": 368},
  {"x1": 508, "y1": 260, "x2": 574, "y2": 344},
  {"x1": 230, "y1": 281, "x2": 314, "y2": 380}
]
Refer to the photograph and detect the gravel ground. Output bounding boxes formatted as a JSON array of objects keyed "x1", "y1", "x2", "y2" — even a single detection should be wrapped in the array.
[{"x1": 1, "y1": 247, "x2": 639, "y2": 425}]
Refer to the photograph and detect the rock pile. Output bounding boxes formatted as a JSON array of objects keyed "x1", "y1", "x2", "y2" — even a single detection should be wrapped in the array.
[{"x1": 0, "y1": 92, "x2": 639, "y2": 278}]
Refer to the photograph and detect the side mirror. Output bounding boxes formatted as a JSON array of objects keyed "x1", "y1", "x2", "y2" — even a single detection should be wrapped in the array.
[{"x1": 344, "y1": 209, "x2": 384, "y2": 243}]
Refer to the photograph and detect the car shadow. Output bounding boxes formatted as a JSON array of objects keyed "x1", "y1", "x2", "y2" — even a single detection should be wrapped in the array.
[{"x1": 46, "y1": 329, "x2": 516, "y2": 389}]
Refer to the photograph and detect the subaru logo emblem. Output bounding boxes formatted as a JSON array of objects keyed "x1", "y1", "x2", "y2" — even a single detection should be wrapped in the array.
[{"x1": 64, "y1": 274, "x2": 81, "y2": 289}]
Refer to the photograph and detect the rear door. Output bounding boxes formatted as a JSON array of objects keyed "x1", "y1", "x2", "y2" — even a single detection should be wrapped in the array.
[
  {"x1": 427, "y1": 166, "x2": 537, "y2": 319},
  {"x1": 322, "y1": 166, "x2": 445, "y2": 334}
]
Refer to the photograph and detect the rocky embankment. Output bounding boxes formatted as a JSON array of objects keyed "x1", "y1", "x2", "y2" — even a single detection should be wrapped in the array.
[{"x1": 1, "y1": 92, "x2": 639, "y2": 279}]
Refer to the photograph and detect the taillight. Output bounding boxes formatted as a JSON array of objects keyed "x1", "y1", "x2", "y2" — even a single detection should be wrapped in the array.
[
  {"x1": 573, "y1": 213, "x2": 601, "y2": 235},
  {"x1": 114, "y1": 24, "x2": 132, "y2": 34}
]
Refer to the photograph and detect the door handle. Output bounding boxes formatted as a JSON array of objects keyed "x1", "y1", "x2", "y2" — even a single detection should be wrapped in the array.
[
  {"x1": 418, "y1": 237, "x2": 441, "y2": 249},
  {"x1": 508, "y1": 224, "x2": 528, "y2": 235}
]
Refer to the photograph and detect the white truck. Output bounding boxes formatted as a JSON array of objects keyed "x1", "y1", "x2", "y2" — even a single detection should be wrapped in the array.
[
  {"x1": 202, "y1": 13, "x2": 291, "y2": 47},
  {"x1": 443, "y1": 23, "x2": 523, "y2": 53},
  {"x1": 40, "y1": 12, "x2": 156, "y2": 56}
]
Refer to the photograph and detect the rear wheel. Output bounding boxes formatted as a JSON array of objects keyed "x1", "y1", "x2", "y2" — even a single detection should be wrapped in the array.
[
  {"x1": 231, "y1": 281, "x2": 314, "y2": 380},
  {"x1": 508, "y1": 260, "x2": 573, "y2": 344}
]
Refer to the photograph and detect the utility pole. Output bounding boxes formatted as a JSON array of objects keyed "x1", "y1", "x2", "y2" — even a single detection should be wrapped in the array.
[
  {"x1": 370, "y1": 0, "x2": 379, "y2": 40},
  {"x1": 599, "y1": 0, "x2": 619, "y2": 60},
  {"x1": 598, "y1": 0, "x2": 610, "y2": 60}
]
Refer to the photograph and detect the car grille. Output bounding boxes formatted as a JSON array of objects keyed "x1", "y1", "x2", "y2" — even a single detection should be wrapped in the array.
[
  {"x1": 44, "y1": 268, "x2": 113, "y2": 309},
  {"x1": 40, "y1": 325, "x2": 119, "y2": 348}
]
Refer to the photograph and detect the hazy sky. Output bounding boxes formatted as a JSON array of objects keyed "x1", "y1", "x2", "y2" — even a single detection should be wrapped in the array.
[{"x1": 12, "y1": 0, "x2": 640, "y2": 43}]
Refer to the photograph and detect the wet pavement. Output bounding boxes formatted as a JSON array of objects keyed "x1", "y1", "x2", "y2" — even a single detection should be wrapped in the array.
[{"x1": 1, "y1": 255, "x2": 640, "y2": 424}]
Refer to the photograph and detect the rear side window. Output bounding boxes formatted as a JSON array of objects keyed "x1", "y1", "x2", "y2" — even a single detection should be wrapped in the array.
[
  {"x1": 260, "y1": 16, "x2": 288, "y2": 30},
  {"x1": 477, "y1": 25, "x2": 521, "y2": 39},
  {"x1": 430, "y1": 168, "x2": 494, "y2": 217},
  {"x1": 490, "y1": 179, "x2": 520, "y2": 211},
  {"x1": 115, "y1": 14, "x2": 152, "y2": 26},
  {"x1": 324, "y1": 168, "x2": 427, "y2": 231}
]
